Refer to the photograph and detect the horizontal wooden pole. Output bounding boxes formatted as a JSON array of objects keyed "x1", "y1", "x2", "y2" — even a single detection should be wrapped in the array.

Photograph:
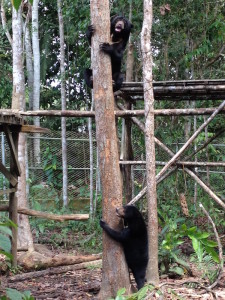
[
  {"x1": 0, "y1": 205, "x2": 89, "y2": 221},
  {"x1": 9, "y1": 107, "x2": 223, "y2": 118},
  {"x1": 0, "y1": 161, "x2": 18, "y2": 187},
  {"x1": 184, "y1": 168, "x2": 225, "y2": 210},
  {"x1": 0, "y1": 188, "x2": 17, "y2": 196},
  {"x1": 119, "y1": 161, "x2": 225, "y2": 167}
]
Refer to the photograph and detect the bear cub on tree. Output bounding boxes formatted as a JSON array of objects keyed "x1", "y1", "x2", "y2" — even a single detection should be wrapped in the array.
[
  {"x1": 100, "y1": 205, "x2": 148, "y2": 290},
  {"x1": 84, "y1": 15, "x2": 133, "y2": 91}
]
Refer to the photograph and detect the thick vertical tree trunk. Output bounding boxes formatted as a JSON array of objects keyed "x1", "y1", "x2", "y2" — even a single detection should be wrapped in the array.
[
  {"x1": 24, "y1": 3, "x2": 34, "y2": 111},
  {"x1": 32, "y1": 0, "x2": 41, "y2": 165},
  {"x1": 57, "y1": 0, "x2": 68, "y2": 206},
  {"x1": 141, "y1": 0, "x2": 159, "y2": 285},
  {"x1": 88, "y1": 97, "x2": 94, "y2": 219},
  {"x1": 90, "y1": 1, "x2": 130, "y2": 298},
  {"x1": 12, "y1": 5, "x2": 34, "y2": 251}
]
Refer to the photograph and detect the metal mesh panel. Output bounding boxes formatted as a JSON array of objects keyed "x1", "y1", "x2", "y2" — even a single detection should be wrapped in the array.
[{"x1": 0, "y1": 118, "x2": 224, "y2": 207}]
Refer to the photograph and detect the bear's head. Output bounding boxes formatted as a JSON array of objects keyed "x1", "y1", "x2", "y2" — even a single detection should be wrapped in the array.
[
  {"x1": 116, "y1": 205, "x2": 142, "y2": 220},
  {"x1": 110, "y1": 15, "x2": 133, "y2": 39}
]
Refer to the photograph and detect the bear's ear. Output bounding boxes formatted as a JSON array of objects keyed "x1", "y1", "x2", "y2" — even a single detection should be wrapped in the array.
[{"x1": 110, "y1": 14, "x2": 118, "y2": 23}]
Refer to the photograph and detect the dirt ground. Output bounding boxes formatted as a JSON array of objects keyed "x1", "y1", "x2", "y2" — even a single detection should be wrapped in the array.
[
  {"x1": 1, "y1": 261, "x2": 225, "y2": 299},
  {"x1": 0, "y1": 229, "x2": 224, "y2": 300}
]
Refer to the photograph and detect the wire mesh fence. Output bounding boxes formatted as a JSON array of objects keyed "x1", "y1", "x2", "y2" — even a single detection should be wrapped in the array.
[{"x1": 0, "y1": 120, "x2": 224, "y2": 209}]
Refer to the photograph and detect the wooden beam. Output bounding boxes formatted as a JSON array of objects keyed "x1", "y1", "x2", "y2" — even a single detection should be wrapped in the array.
[
  {"x1": 0, "y1": 124, "x2": 51, "y2": 133},
  {"x1": 0, "y1": 188, "x2": 17, "y2": 196},
  {"x1": 0, "y1": 205, "x2": 89, "y2": 221},
  {"x1": 17, "y1": 207, "x2": 89, "y2": 221},
  {"x1": 184, "y1": 168, "x2": 225, "y2": 210},
  {"x1": 119, "y1": 160, "x2": 225, "y2": 167},
  {"x1": 9, "y1": 130, "x2": 19, "y2": 267},
  {"x1": 9, "y1": 108, "x2": 224, "y2": 118},
  {"x1": 20, "y1": 125, "x2": 51, "y2": 133},
  {"x1": 120, "y1": 79, "x2": 225, "y2": 100},
  {"x1": 156, "y1": 100, "x2": 225, "y2": 180},
  {"x1": 0, "y1": 161, "x2": 18, "y2": 187},
  {"x1": 3, "y1": 125, "x2": 21, "y2": 176}
]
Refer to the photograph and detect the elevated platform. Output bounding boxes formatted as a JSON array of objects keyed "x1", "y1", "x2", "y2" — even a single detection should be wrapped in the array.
[{"x1": 120, "y1": 79, "x2": 225, "y2": 101}]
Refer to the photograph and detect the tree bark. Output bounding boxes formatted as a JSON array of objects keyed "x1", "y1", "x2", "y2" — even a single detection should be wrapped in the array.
[
  {"x1": 90, "y1": 1, "x2": 130, "y2": 298},
  {"x1": 57, "y1": 0, "x2": 68, "y2": 206},
  {"x1": 32, "y1": 0, "x2": 41, "y2": 165},
  {"x1": 1, "y1": 0, "x2": 12, "y2": 46},
  {"x1": 88, "y1": 96, "x2": 94, "y2": 219},
  {"x1": 141, "y1": 0, "x2": 159, "y2": 285},
  {"x1": 24, "y1": 3, "x2": 34, "y2": 111},
  {"x1": 12, "y1": 4, "x2": 34, "y2": 252}
]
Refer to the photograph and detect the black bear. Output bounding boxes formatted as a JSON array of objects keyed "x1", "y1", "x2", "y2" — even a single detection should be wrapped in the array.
[
  {"x1": 84, "y1": 15, "x2": 133, "y2": 91},
  {"x1": 100, "y1": 205, "x2": 148, "y2": 290}
]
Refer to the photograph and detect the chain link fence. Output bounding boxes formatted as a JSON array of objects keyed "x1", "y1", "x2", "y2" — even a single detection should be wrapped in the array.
[{"x1": 0, "y1": 120, "x2": 224, "y2": 210}]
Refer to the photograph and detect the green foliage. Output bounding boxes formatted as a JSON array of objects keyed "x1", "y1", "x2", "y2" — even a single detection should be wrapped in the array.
[
  {"x1": 43, "y1": 147, "x2": 62, "y2": 189},
  {"x1": 0, "y1": 220, "x2": 34, "y2": 299},
  {"x1": 0, "y1": 288, "x2": 34, "y2": 300},
  {"x1": 182, "y1": 224, "x2": 219, "y2": 263},
  {"x1": 190, "y1": 254, "x2": 219, "y2": 283},
  {"x1": 158, "y1": 213, "x2": 219, "y2": 277},
  {"x1": 0, "y1": 218, "x2": 17, "y2": 261},
  {"x1": 109, "y1": 285, "x2": 153, "y2": 300}
]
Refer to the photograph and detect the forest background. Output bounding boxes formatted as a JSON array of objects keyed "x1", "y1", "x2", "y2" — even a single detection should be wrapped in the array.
[{"x1": 0, "y1": 0, "x2": 224, "y2": 292}]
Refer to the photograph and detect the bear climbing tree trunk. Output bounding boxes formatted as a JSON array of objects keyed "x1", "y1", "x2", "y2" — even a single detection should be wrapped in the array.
[
  {"x1": 89, "y1": 1, "x2": 130, "y2": 298},
  {"x1": 141, "y1": 0, "x2": 159, "y2": 285}
]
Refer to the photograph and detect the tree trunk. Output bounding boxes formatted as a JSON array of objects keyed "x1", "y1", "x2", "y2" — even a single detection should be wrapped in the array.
[
  {"x1": 32, "y1": 0, "x2": 41, "y2": 165},
  {"x1": 88, "y1": 96, "x2": 94, "y2": 219},
  {"x1": 90, "y1": 1, "x2": 130, "y2": 298},
  {"x1": 57, "y1": 0, "x2": 68, "y2": 206},
  {"x1": 1, "y1": 0, "x2": 12, "y2": 46},
  {"x1": 141, "y1": 0, "x2": 159, "y2": 285},
  {"x1": 24, "y1": 3, "x2": 34, "y2": 111},
  {"x1": 12, "y1": 4, "x2": 34, "y2": 251}
]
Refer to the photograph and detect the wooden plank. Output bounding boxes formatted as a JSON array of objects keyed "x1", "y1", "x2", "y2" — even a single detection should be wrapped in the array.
[
  {"x1": 9, "y1": 131, "x2": 19, "y2": 267},
  {"x1": 0, "y1": 110, "x2": 23, "y2": 125},
  {"x1": 0, "y1": 188, "x2": 17, "y2": 196},
  {"x1": 0, "y1": 124, "x2": 50, "y2": 133},
  {"x1": 20, "y1": 125, "x2": 51, "y2": 133},
  {"x1": 3, "y1": 125, "x2": 21, "y2": 176},
  {"x1": 0, "y1": 161, "x2": 18, "y2": 187}
]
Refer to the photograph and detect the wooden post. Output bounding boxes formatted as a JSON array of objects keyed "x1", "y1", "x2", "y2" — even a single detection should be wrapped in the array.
[
  {"x1": 89, "y1": 1, "x2": 130, "y2": 298},
  {"x1": 141, "y1": 0, "x2": 159, "y2": 285},
  {"x1": 9, "y1": 131, "x2": 19, "y2": 267}
]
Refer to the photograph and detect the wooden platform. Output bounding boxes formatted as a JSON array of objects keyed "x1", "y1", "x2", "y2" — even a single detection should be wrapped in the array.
[{"x1": 120, "y1": 79, "x2": 225, "y2": 100}]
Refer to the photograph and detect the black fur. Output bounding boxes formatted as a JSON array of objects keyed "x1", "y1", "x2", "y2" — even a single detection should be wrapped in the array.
[
  {"x1": 100, "y1": 205, "x2": 148, "y2": 290},
  {"x1": 84, "y1": 15, "x2": 133, "y2": 91}
]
